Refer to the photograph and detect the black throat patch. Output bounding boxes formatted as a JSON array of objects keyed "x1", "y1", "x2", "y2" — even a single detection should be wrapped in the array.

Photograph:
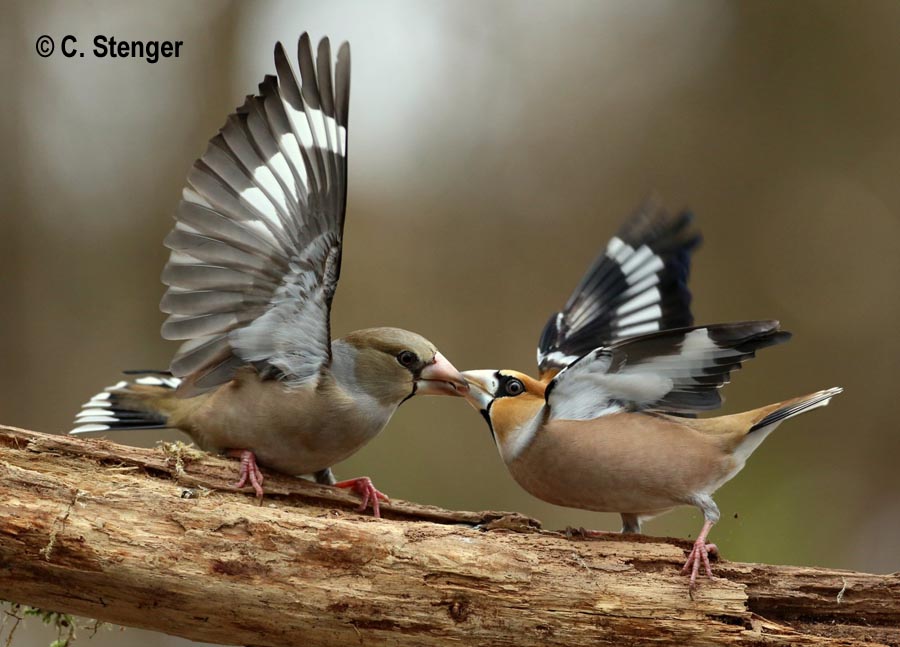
[{"x1": 481, "y1": 401, "x2": 496, "y2": 443}]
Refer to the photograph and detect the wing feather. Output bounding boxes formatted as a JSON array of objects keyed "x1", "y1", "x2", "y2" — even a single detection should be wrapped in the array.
[
  {"x1": 160, "y1": 290, "x2": 267, "y2": 317},
  {"x1": 537, "y1": 200, "x2": 701, "y2": 379},
  {"x1": 546, "y1": 321, "x2": 791, "y2": 421},
  {"x1": 160, "y1": 34, "x2": 350, "y2": 392},
  {"x1": 163, "y1": 229, "x2": 282, "y2": 276}
]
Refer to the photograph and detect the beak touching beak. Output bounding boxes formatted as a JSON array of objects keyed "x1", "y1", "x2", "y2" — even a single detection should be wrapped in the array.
[
  {"x1": 459, "y1": 370, "x2": 496, "y2": 411},
  {"x1": 415, "y1": 352, "x2": 469, "y2": 397}
]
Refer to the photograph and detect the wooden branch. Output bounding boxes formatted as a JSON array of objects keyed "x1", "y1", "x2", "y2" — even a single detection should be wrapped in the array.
[{"x1": 1, "y1": 425, "x2": 898, "y2": 647}]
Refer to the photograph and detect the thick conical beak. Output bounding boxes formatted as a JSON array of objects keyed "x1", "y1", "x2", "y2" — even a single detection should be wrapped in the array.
[
  {"x1": 460, "y1": 370, "x2": 497, "y2": 411},
  {"x1": 415, "y1": 352, "x2": 469, "y2": 396}
]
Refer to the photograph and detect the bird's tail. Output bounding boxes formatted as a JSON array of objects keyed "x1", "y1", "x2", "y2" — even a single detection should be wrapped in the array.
[
  {"x1": 729, "y1": 387, "x2": 843, "y2": 463},
  {"x1": 747, "y1": 387, "x2": 844, "y2": 433},
  {"x1": 70, "y1": 371, "x2": 182, "y2": 435}
]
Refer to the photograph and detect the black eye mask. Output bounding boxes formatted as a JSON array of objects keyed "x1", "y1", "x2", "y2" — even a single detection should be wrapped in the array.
[{"x1": 496, "y1": 373, "x2": 525, "y2": 398}]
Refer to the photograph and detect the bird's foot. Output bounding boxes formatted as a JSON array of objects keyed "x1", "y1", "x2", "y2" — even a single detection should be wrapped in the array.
[
  {"x1": 334, "y1": 476, "x2": 389, "y2": 518},
  {"x1": 227, "y1": 449, "x2": 265, "y2": 500},
  {"x1": 681, "y1": 538, "x2": 719, "y2": 595}
]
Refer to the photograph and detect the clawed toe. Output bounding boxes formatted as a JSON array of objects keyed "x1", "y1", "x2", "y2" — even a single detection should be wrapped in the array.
[
  {"x1": 334, "y1": 476, "x2": 389, "y2": 518},
  {"x1": 680, "y1": 519, "x2": 719, "y2": 596},
  {"x1": 682, "y1": 539, "x2": 718, "y2": 594},
  {"x1": 229, "y1": 449, "x2": 265, "y2": 500}
]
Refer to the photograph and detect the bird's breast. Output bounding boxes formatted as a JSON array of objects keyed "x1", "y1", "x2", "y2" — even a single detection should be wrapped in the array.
[
  {"x1": 178, "y1": 373, "x2": 394, "y2": 475},
  {"x1": 506, "y1": 414, "x2": 735, "y2": 514}
]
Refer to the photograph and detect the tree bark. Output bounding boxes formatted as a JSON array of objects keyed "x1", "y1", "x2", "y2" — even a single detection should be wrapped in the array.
[{"x1": 0, "y1": 425, "x2": 897, "y2": 647}]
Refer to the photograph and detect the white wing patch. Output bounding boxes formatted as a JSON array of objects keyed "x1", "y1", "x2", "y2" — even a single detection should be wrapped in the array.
[
  {"x1": 536, "y1": 205, "x2": 700, "y2": 378},
  {"x1": 615, "y1": 285, "x2": 659, "y2": 317},
  {"x1": 283, "y1": 101, "x2": 315, "y2": 150},
  {"x1": 536, "y1": 349, "x2": 580, "y2": 372},
  {"x1": 251, "y1": 165, "x2": 290, "y2": 215},
  {"x1": 159, "y1": 35, "x2": 350, "y2": 393},
  {"x1": 617, "y1": 304, "x2": 663, "y2": 329},
  {"x1": 239, "y1": 187, "x2": 282, "y2": 229},
  {"x1": 615, "y1": 321, "x2": 662, "y2": 339},
  {"x1": 546, "y1": 349, "x2": 666, "y2": 421},
  {"x1": 278, "y1": 133, "x2": 310, "y2": 189},
  {"x1": 546, "y1": 322, "x2": 789, "y2": 421}
]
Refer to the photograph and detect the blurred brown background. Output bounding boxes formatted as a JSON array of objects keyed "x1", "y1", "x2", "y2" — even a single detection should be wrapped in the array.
[{"x1": 2, "y1": 1, "x2": 899, "y2": 645}]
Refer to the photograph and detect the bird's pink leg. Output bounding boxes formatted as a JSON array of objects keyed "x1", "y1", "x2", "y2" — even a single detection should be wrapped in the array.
[
  {"x1": 226, "y1": 449, "x2": 265, "y2": 500},
  {"x1": 333, "y1": 476, "x2": 389, "y2": 518},
  {"x1": 681, "y1": 519, "x2": 719, "y2": 593}
]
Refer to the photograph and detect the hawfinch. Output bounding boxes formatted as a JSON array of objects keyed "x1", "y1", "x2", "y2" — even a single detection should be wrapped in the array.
[
  {"x1": 461, "y1": 208, "x2": 842, "y2": 589},
  {"x1": 71, "y1": 34, "x2": 468, "y2": 516}
]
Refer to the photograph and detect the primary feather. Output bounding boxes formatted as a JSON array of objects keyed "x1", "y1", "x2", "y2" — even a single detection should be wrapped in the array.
[
  {"x1": 160, "y1": 34, "x2": 351, "y2": 393},
  {"x1": 537, "y1": 200, "x2": 701, "y2": 379},
  {"x1": 545, "y1": 321, "x2": 792, "y2": 420}
]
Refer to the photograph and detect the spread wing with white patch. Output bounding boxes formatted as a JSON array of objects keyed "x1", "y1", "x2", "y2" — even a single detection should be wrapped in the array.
[
  {"x1": 160, "y1": 34, "x2": 350, "y2": 393},
  {"x1": 537, "y1": 201, "x2": 701, "y2": 380},
  {"x1": 545, "y1": 321, "x2": 791, "y2": 421}
]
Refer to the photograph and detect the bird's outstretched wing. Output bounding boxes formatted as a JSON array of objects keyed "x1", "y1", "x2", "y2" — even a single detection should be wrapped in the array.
[
  {"x1": 159, "y1": 34, "x2": 350, "y2": 393},
  {"x1": 537, "y1": 200, "x2": 701, "y2": 380},
  {"x1": 545, "y1": 321, "x2": 791, "y2": 421}
]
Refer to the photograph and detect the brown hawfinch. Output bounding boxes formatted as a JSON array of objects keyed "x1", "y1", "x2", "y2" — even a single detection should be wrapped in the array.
[
  {"x1": 461, "y1": 206, "x2": 842, "y2": 590},
  {"x1": 71, "y1": 34, "x2": 468, "y2": 516}
]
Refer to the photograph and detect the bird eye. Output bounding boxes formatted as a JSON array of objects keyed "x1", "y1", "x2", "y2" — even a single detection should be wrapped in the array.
[
  {"x1": 397, "y1": 350, "x2": 418, "y2": 367},
  {"x1": 504, "y1": 378, "x2": 525, "y2": 397}
]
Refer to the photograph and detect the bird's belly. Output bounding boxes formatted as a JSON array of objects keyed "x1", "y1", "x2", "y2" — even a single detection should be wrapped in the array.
[
  {"x1": 242, "y1": 414, "x2": 383, "y2": 475},
  {"x1": 508, "y1": 457, "x2": 679, "y2": 514},
  {"x1": 508, "y1": 417, "x2": 729, "y2": 515},
  {"x1": 181, "y1": 381, "x2": 390, "y2": 475}
]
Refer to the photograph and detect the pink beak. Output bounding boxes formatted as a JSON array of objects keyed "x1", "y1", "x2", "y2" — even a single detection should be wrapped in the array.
[{"x1": 416, "y1": 352, "x2": 469, "y2": 396}]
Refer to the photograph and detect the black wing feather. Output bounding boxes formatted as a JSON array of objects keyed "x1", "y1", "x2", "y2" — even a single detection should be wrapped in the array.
[
  {"x1": 537, "y1": 200, "x2": 701, "y2": 378},
  {"x1": 546, "y1": 321, "x2": 792, "y2": 420}
]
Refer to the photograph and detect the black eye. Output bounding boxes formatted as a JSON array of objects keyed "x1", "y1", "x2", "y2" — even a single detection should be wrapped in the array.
[
  {"x1": 504, "y1": 378, "x2": 525, "y2": 397},
  {"x1": 397, "y1": 350, "x2": 418, "y2": 367}
]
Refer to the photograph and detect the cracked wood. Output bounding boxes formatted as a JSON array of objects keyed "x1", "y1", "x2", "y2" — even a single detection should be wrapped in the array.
[{"x1": 0, "y1": 425, "x2": 898, "y2": 646}]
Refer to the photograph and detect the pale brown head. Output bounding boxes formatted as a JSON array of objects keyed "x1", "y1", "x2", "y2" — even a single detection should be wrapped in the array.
[{"x1": 341, "y1": 327, "x2": 468, "y2": 406}]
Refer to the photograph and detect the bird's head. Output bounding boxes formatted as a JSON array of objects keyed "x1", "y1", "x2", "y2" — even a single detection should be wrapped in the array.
[
  {"x1": 341, "y1": 327, "x2": 468, "y2": 406},
  {"x1": 461, "y1": 369, "x2": 546, "y2": 452}
]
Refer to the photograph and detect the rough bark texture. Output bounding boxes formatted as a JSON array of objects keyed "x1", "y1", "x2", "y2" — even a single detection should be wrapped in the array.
[{"x1": 0, "y1": 425, "x2": 897, "y2": 646}]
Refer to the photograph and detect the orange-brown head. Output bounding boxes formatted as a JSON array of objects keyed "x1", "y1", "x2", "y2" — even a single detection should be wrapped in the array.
[{"x1": 461, "y1": 369, "x2": 547, "y2": 460}]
